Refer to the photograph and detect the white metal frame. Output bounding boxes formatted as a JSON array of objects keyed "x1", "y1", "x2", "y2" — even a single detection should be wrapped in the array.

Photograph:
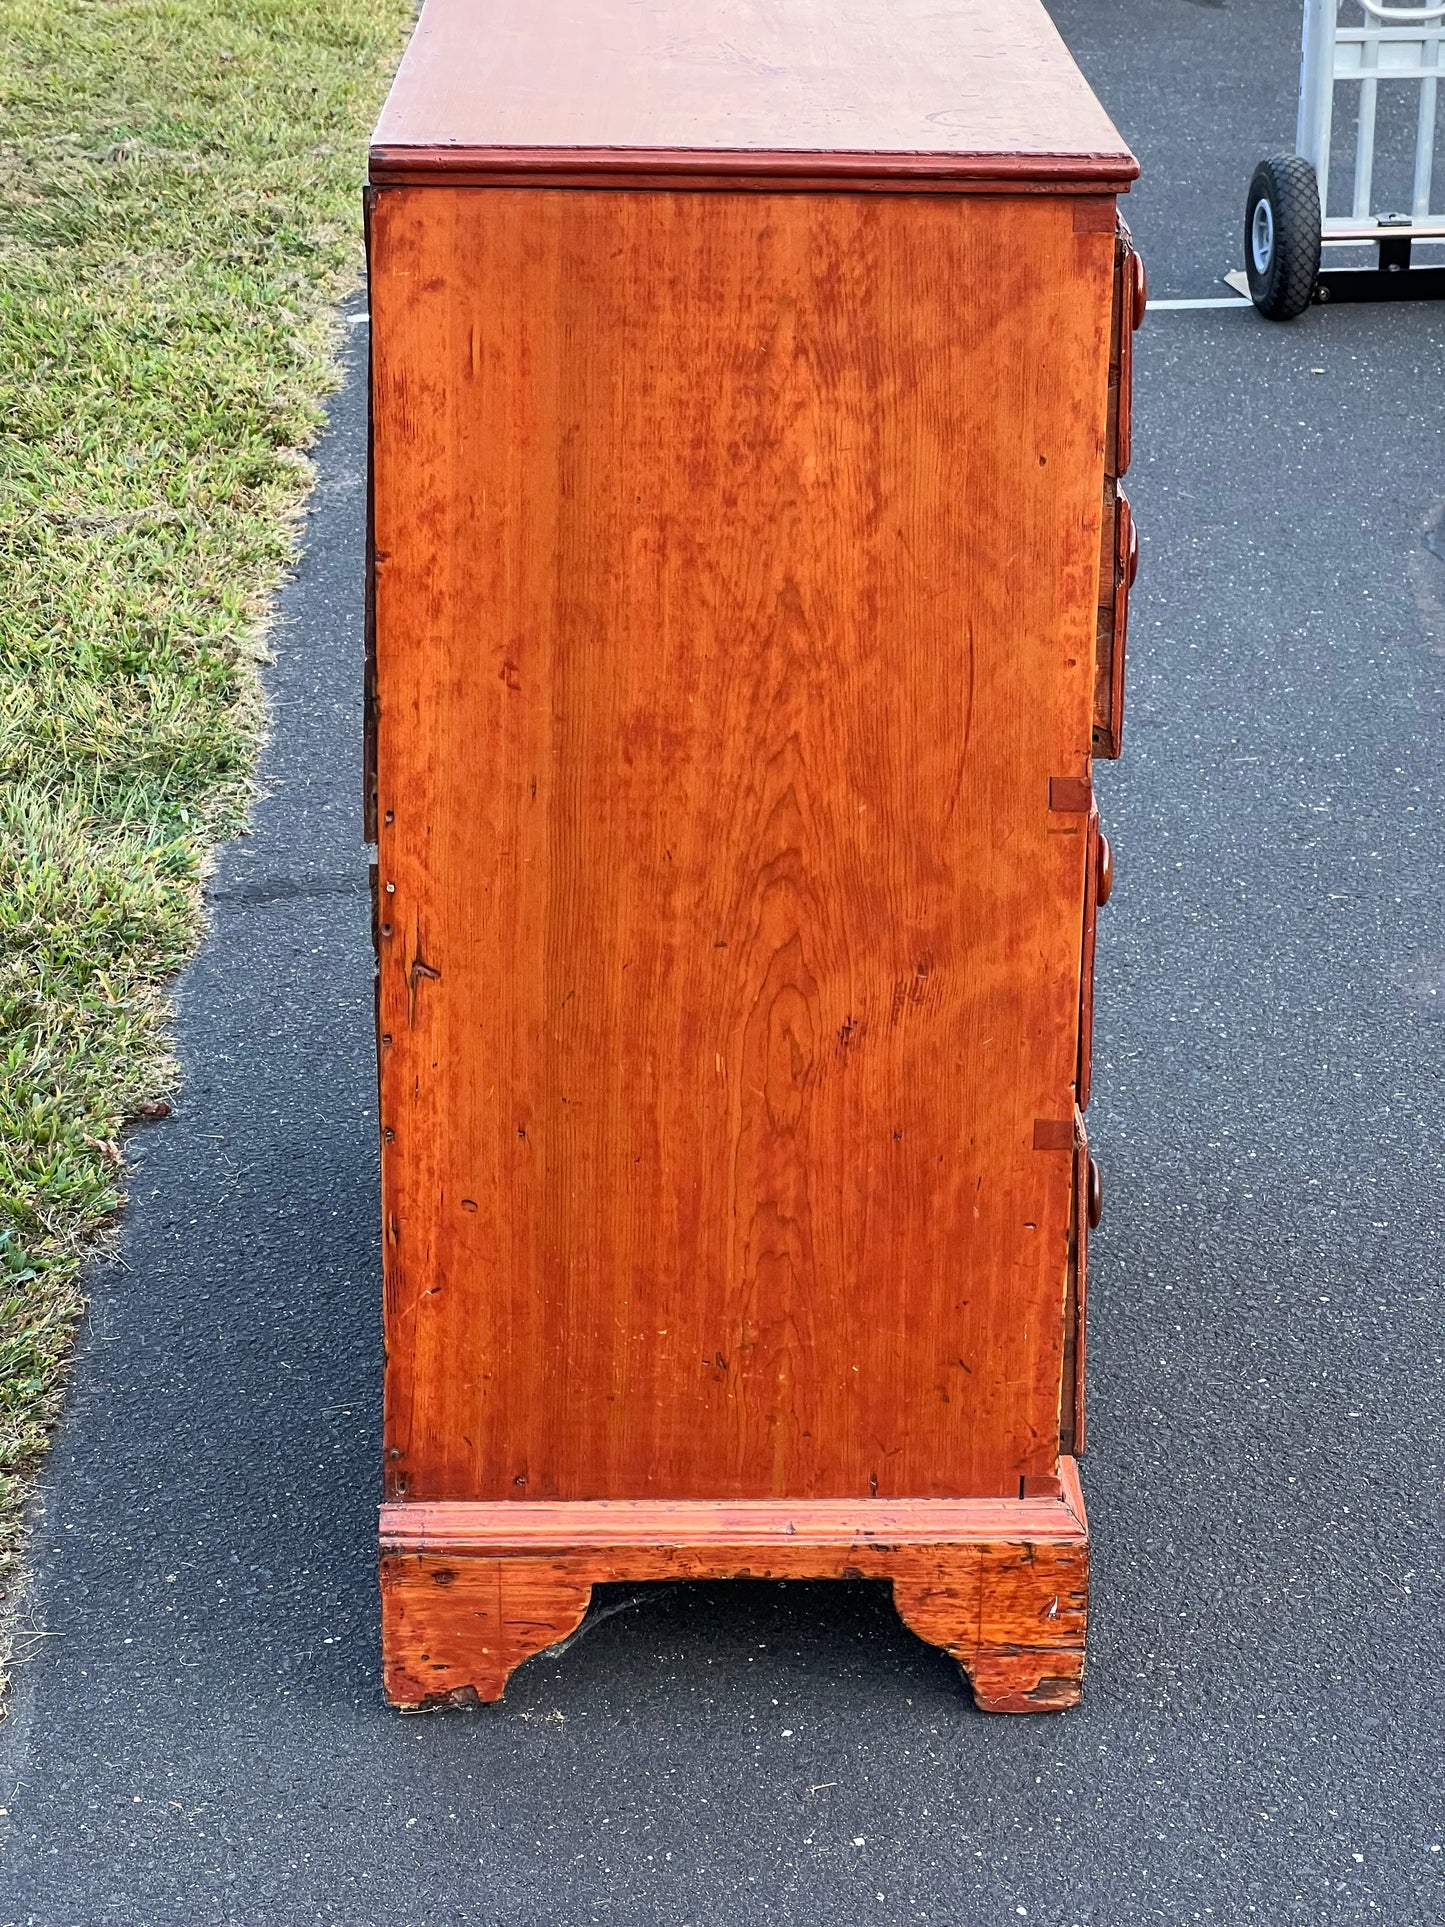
[{"x1": 1297, "y1": 0, "x2": 1445, "y2": 241}]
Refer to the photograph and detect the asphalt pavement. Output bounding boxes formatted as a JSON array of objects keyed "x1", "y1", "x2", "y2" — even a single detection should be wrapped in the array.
[{"x1": 2, "y1": 2, "x2": 1442, "y2": 1922}]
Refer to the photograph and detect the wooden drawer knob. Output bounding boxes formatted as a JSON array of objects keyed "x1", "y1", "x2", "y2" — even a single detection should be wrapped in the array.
[
  {"x1": 1130, "y1": 251, "x2": 1148, "y2": 329},
  {"x1": 1087, "y1": 1156, "x2": 1103, "y2": 1229},
  {"x1": 1097, "y1": 832, "x2": 1113, "y2": 906},
  {"x1": 1115, "y1": 492, "x2": 1138, "y2": 582}
]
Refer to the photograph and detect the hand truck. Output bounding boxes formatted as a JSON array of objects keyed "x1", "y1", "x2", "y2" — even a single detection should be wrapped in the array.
[{"x1": 1245, "y1": 0, "x2": 1445, "y2": 317}]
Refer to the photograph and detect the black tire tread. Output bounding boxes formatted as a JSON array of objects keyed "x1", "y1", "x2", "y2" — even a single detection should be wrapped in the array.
[{"x1": 1246, "y1": 155, "x2": 1321, "y2": 321}]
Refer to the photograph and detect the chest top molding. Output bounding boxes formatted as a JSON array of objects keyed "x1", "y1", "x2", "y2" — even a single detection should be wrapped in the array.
[{"x1": 370, "y1": 0, "x2": 1138, "y2": 193}]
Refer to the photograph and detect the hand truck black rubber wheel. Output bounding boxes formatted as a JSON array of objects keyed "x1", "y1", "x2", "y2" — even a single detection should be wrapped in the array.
[{"x1": 1245, "y1": 156, "x2": 1322, "y2": 320}]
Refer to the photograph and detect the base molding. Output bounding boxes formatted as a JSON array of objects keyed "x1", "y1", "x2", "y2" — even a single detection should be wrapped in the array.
[{"x1": 379, "y1": 1461, "x2": 1088, "y2": 1714}]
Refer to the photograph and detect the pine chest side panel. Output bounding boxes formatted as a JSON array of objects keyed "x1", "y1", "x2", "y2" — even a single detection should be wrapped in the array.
[{"x1": 371, "y1": 186, "x2": 1115, "y2": 1506}]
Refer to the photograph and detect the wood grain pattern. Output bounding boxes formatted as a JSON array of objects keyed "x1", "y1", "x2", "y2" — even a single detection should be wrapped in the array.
[
  {"x1": 1069, "y1": 1112, "x2": 1090, "y2": 1458},
  {"x1": 381, "y1": 1556, "x2": 592, "y2": 1706},
  {"x1": 371, "y1": 7, "x2": 1138, "y2": 1707},
  {"x1": 371, "y1": 186, "x2": 1116, "y2": 1507},
  {"x1": 380, "y1": 1494, "x2": 1085, "y2": 1555},
  {"x1": 893, "y1": 1538, "x2": 1088, "y2": 1711},
  {"x1": 1077, "y1": 804, "x2": 1102, "y2": 1114},
  {"x1": 371, "y1": 0, "x2": 1138, "y2": 192},
  {"x1": 368, "y1": 154, "x2": 1136, "y2": 196},
  {"x1": 1093, "y1": 489, "x2": 1119, "y2": 757},
  {"x1": 1092, "y1": 221, "x2": 1144, "y2": 758},
  {"x1": 1094, "y1": 489, "x2": 1137, "y2": 759},
  {"x1": 380, "y1": 1469, "x2": 1088, "y2": 1711}
]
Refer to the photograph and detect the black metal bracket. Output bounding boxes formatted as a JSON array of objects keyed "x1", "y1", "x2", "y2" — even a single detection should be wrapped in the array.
[{"x1": 1316, "y1": 235, "x2": 1445, "y2": 303}]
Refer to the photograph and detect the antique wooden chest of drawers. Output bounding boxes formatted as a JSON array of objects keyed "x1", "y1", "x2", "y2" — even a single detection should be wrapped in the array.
[{"x1": 367, "y1": 0, "x2": 1142, "y2": 1712}]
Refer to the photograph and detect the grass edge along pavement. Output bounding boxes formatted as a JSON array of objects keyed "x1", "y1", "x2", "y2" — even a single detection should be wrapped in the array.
[{"x1": 0, "y1": 0, "x2": 412, "y2": 1683}]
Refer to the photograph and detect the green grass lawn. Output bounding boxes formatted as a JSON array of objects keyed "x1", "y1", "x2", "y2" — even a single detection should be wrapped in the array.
[{"x1": 0, "y1": 0, "x2": 410, "y2": 1592}]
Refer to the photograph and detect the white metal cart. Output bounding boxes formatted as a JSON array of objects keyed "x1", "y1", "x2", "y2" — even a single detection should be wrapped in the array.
[{"x1": 1246, "y1": 0, "x2": 1445, "y2": 316}]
